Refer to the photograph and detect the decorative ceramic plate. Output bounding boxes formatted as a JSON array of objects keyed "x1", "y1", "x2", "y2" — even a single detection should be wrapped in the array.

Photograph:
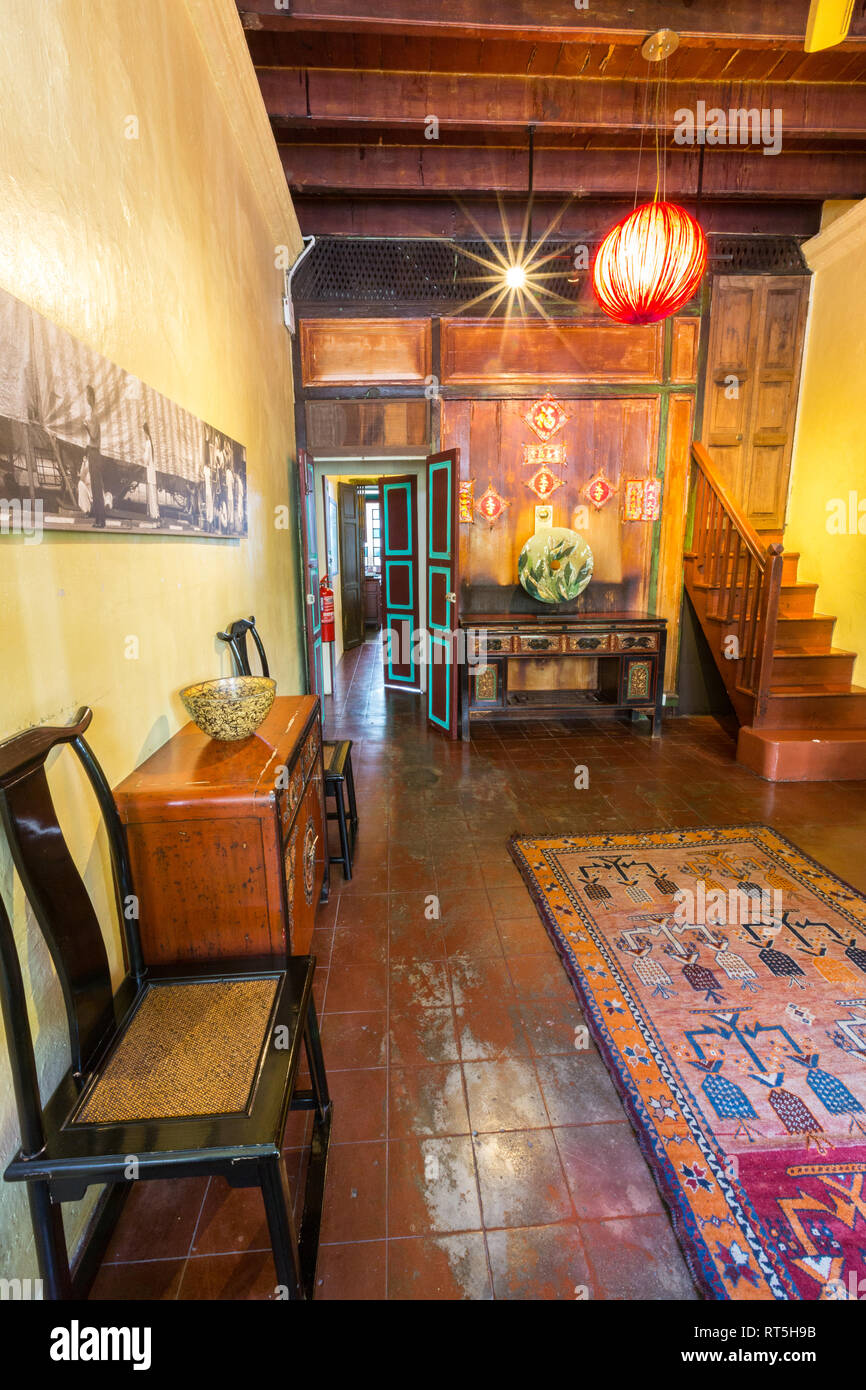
[{"x1": 517, "y1": 527, "x2": 593, "y2": 604}]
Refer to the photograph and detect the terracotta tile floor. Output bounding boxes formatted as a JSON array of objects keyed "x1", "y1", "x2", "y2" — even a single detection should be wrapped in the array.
[{"x1": 91, "y1": 640, "x2": 866, "y2": 1301}]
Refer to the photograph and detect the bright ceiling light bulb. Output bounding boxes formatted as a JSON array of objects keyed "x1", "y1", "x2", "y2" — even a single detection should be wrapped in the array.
[{"x1": 504, "y1": 262, "x2": 527, "y2": 290}]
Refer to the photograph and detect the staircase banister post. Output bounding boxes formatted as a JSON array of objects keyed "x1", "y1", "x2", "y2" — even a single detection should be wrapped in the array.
[{"x1": 753, "y1": 544, "x2": 785, "y2": 727}]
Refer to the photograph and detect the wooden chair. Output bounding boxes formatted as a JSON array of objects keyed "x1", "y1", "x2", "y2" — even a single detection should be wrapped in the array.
[
  {"x1": 217, "y1": 615, "x2": 270, "y2": 678},
  {"x1": 0, "y1": 708, "x2": 331, "y2": 1300}
]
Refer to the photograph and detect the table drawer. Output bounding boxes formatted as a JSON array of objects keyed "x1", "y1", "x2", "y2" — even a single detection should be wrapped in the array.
[
  {"x1": 564, "y1": 633, "x2": 612, "y2": 653},
  {"x1": 516, "y1": 633, "x2": 563, "y2": 654},
  {"x1": 612, "y1": 631, "x2": 658, "y2": 652},
  {"x1": 471, "y1": 632, "x2": 515, "y2": 657}
]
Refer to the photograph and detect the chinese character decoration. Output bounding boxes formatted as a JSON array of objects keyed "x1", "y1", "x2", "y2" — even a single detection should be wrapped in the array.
[
  {"x1": 522, "y1": 442, "x2": 566, "y2": 469},
  {"x1": 458, "y1": 478, "x2": 475, "y2": 523},
  {"x1": 623, "y1": 477, "x2": 661, "y2": 521},
  {"x1": 584, "y1": 469, "x2": 617, "y2": 510},
  {"x1": 475, "y1": 480, "x2": 509, "y2": 527},
  {"x1": 524, "y1": 394, "x2": 568, "y2": 443},
  {"x1": 526, "y1": 465, "x2": 563, "y2": 501}
]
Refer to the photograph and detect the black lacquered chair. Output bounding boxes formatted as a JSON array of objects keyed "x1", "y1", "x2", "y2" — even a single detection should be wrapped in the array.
[
  {"x1": 0, "y1": 708, "x2": 331, "y2": 1300},
  {"x1": 322, "y1": 741, "x2": 358, "y2": 880},
  {"x1": 217, "y1": 615, "x2": 270, "y2": 678}
]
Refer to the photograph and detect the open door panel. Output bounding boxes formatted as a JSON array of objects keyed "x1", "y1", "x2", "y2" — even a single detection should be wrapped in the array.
[
  {"x1": 379, "y1": 473, "x2": 422, "y2": 693},
  {"x1": 425, "y1": 449, "x2": 460, "y2": 738}
]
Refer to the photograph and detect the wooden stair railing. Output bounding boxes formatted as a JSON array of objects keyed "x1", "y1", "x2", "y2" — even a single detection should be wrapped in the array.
[{"x1": 687, "y1": 442, "x2": 784, "y2": 727}]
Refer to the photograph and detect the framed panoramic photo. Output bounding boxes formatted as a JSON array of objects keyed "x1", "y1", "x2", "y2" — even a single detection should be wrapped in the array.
[{"x1": 0, "y1": 286, "x2": 246, "y2": 537}]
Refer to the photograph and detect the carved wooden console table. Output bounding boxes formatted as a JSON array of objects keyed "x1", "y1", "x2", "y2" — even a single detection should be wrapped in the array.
[{"x1": 458, "y1": 612, "x2": 667, "y2": 741}]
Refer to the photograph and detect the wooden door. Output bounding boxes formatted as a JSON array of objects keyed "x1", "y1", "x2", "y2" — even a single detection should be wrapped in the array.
[
  {"x1": 742, "y1": 279, "x2": 810, "y2": 530},
  {"x1": 425, "y1": 449, "x2": 460, "y2": 737},
  {"x1": 702, "y1": 276, "x2": 809, "y2": 531},
  {"x1": 339, "y1": 482, "x2": 364, "y2": 650},
  {"x1": 297, "y1": 449, "x2": 323, "y2": 698},
  {"x1": 379, "y1": 473, "x2": 421, "y2": 692}
]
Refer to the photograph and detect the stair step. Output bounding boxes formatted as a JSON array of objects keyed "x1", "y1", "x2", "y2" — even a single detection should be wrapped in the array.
[
  {"x1": 737, "y1": 726, "x2": 866, "y2": 781},
  {"x1": 771, "y1": 649, "x2": 857, "y2": 687},
  {"x1": 775, "y1": 614, "x2": 835, "y2": 652},
  {"x1": 761, "y1": 684, "x2": 866, "y2": 729},
  {"x1": 778, "y1": 583, "x2": 818, "y2": 618},
  {"x1": 781, "y1": 552, "x2": 800, "y2": 583}
]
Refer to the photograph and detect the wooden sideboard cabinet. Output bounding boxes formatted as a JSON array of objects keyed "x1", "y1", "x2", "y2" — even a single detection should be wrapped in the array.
[{"x1": 113, "y1": 696, "x2": 327, "y2": 966}]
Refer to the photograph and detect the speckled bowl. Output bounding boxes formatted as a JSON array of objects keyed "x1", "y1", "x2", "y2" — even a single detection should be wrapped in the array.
[{"x1": 180, "y1": 676, "x2": 276, "y2": 741}]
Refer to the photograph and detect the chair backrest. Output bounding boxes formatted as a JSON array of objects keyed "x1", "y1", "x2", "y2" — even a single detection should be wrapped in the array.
[
  {"x1": 217, "y1": 616, "x2": 270, "y2": 678},
  {"x1": 0, "y1": 708, "x2": 143, "y2": 1090}
]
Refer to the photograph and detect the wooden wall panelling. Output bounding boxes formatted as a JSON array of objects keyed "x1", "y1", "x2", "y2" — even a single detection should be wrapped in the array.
[
  {"x1": 444, "y1": 395, "x2": 660, "y2": 615},
  {"x1": 305, "y1": 398, "x2": 429, "y2": 450},
  {"x1": 440, "y1": 318, "x2": 664, "y2": 386},
  {"x1": 654, "y1": 393, "x2": 697, "y2": 691},
  {"x1": 300, "y1": 316, "x2": 432, "y2": 386},
  {"x1": 670, "y1": 317, "x2": 701, "y2": 384}
]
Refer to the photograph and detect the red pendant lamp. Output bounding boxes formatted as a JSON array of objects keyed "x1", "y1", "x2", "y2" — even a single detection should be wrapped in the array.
[
  {"x1": 591, "y1": 200, "x2": 707, "y2": 325},
  {"x1": 591, "y1": 28, "x2": 707, "y2": 326}
]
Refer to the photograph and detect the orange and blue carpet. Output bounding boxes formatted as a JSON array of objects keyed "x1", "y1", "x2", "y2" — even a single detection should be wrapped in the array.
[{"x1": 510, "y1": 825, "x2": 866, "y2": 1301}]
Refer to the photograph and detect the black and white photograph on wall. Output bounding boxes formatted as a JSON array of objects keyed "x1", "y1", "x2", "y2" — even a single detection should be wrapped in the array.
[{"x1": 0, "y1": 285, "x2": 247, "y2": 537}]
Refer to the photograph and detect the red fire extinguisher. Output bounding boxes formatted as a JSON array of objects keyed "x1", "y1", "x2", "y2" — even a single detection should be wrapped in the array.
[{"x1": 320, "y1": 575, "x2": 335, "y2": 644}]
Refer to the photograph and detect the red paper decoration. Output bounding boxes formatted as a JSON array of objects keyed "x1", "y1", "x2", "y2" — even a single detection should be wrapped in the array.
[
  {"x1": 623, "y1": 478, "x2": 662, "y2": 521},
  {"x1": 458, "y1": 479, "x2": 475, "y2": 523},
  {"x1": 526, "y1": 466, "x2": 563, "y2": 501},
  {"x1": 475, "y1": 481, "x2": 509, "y2": 525},
  {"x1": 623, "y1": 480, "x2": 644, "y2": 521},
  {"x1": 524, "y1": 394, "x2": 568, "y2": 443},
  {"x1": 591, "y1": 201, "x2": 707, "y2": 326},
  {"x1": 522, "y1": 442, "x2": 565, "y2": 468},
  {"x1": 585, "y1": 470, "x2": 616, "y2": 510}
]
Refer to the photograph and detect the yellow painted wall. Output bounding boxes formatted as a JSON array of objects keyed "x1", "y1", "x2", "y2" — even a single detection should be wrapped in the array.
[
  {"x1": 786, "y1": 200, "x2": 866, "y2": 686},
  {"x1": 0, "y1": 0, "x2": 305, "y2": 1278}
]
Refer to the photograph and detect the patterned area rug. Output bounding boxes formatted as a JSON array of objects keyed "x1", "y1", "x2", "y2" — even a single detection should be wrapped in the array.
[{"x1": 510, "y1": 825, "x2": 866, "y2": 1301}]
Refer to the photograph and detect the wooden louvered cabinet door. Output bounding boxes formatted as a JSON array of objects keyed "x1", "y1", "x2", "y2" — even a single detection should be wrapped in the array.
[
  {"x1": 742, "y1": 278, "x2": 810, "y2": 530},
  {"x1": 702, "y1": 278, "x2": 760, "y2": 504},
  {"x1": 701, "y1": 275, "x2": 809, "y2": 531}
]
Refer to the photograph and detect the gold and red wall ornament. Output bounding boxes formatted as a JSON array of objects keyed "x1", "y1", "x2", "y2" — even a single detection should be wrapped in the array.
[
  {"x1": 584, "y1": 469, "x2": 617, "y2": 510},
  {"x1": 526, "y1": 465, "x2": 563, "y2": 501},
  {"x1": 523, "y1": 394, "x2": 569, "y2": 443},
  {"x1": 458, "y1": 478, "x2": 476, "y2": 523},
  {"x1": 623, "y1": 477, "x2": 662, "y2": 521},
  {"x1": 522, "y1": 442, "x2": 566, "y2": 469},
  {"x1": 475, "y1": 480, "x2": 509, "y2": 526}
]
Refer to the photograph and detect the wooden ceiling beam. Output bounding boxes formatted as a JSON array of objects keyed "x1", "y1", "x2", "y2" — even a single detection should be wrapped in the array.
[
  {"x1": 259, "y1": 68, "x2": 866, "y2": 138},
  {"x1": 278, "y1": 142, "x2": 866, "y2": 198},
  {"x1": 238, "y1": 0, "x2": 866, "y2": 45},
  {"x1": 289, "y1": 194, "x2": 822, "y2": 239}
]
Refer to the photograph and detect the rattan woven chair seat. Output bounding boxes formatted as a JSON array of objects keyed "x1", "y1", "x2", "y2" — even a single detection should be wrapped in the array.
[{"x1": 73, "y1": 977, "x2": 279, "y2": 1125}]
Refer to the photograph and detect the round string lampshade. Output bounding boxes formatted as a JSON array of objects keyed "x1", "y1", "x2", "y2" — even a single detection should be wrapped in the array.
[{"x1": 591, "y1": 200, "x2": 707, "y2": 326}]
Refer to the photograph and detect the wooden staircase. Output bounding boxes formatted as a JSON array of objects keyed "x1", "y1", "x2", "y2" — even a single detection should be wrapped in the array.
[{"x1": 683, "y1": 443, "x2": 866, "y2": 781}]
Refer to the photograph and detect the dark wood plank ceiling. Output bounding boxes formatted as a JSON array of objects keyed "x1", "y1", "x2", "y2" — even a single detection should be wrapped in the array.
[{"x1": 237, "y1": 0, "x2": 866, "y2": 238}]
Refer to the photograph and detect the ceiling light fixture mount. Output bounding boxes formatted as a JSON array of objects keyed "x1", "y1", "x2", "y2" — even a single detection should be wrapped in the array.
[{"x1": 641, "y1": 28, "x2": 680, "y2": 63}]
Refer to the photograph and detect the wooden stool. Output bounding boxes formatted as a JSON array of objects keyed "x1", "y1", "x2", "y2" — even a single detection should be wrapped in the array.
[{"x1": 323, "y1": 740, "x2": 358, "y2": 880}]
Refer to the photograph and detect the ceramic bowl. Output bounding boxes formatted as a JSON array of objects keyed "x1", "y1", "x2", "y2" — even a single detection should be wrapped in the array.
[{"x1": 180, "y1": 676, "x2": 276, "y2": 741}]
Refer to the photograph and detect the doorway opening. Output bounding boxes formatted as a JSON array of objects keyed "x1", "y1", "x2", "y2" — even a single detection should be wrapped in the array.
[{"x1": 313, "y1": 457, "x2": 427, "y2": 699}]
